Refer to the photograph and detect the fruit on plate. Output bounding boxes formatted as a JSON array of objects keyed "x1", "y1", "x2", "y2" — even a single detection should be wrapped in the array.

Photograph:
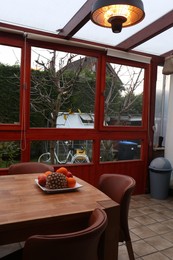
[
  {"x1": 38, "y1": 173, "x2": 47, "y2": 187},
  {"x1": 66, "y1": 171, "x2": 73, "y2": 178},
  {"x1": 44, "y1": 170, "x2": 52, "y2": 177},
  {"x1": 56, "y1": 167, "x2": 68, "y2": 176},
  {"x1": 45, "y1": 172, "x2": 68, "y2": 189},
  {"x1": 37, "y1": 167, "x2": 77, "y2": 190},
  {"x1": 67, "y1": 177, "x2": 76, "y2": 188}
]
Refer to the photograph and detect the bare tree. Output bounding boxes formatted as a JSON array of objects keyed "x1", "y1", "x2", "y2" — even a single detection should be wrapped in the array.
[
  {"x1": 105, "y1": 64, "x2": 143, "y2": 125},
  {"x1": 31, "y1": 51, "x2": 85, "y2": 127},
  {"x1": 101, "y1": 64, "x2": 144, "y2": 161},
  {"x1": 31, "y1": 50, "x2": 85, "y2": 163}
]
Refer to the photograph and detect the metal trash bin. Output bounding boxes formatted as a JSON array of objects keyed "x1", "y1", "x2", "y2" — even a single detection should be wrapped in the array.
[
  {"x1": 118, "y1": 141, "x2": 137, "y2": 160},
  {"x1": 149, "y1": 157, "x2": 172, "y2": 199}
]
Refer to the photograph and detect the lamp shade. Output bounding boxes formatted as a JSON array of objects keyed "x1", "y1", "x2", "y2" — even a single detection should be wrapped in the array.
[{"x1": 91, "y1": 0, "x2": 145, "y2": 33}]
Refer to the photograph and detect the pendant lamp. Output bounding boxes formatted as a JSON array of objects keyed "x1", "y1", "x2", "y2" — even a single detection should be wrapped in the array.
[{"x1": 91, "y1": 0, "x2": 145, "y2": 33}]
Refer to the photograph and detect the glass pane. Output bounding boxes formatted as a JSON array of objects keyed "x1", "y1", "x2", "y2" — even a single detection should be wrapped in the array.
[
  {"x1": 153, "y1": 66, "x2": 170, "y2": 148},
  {"x1": 31, "y1": 140, "x2": 92, "y2": 164},
  {"x1": 0, "y1": 45, "x2": 21, "y2": 124},
  {"x1": 0, "y1": 141, "x2": 20, "y2": 167},
  {"x1": 104, "y1": 63, "x2": 144, "y2": 126},
  {"x1": 30, "y1": 47, "x2": 96, "y2": 128},
  {"x1": 100, "y1": 139, "x2": 141, "y2": 162}
]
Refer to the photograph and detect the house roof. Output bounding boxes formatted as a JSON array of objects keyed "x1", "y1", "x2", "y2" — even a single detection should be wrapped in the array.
[
  {"x1": 0, "y1": 0, "x2": 172, "y2": 58},
  {"x1": 56, "y1": 112, "x2": 94, "y2": 128}
]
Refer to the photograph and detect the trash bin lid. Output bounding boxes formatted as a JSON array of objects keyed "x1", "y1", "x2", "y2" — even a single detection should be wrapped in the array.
[{"x1": 149, "y1": 157, "x2": 172, "y2": 172}]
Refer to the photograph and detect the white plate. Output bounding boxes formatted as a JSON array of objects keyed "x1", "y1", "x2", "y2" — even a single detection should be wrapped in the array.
[{"x1": 35, "y1": 179, "x2": 83, "y2": 193}]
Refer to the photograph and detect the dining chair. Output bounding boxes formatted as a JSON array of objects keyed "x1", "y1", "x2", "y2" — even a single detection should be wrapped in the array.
[
  {"x1": 98, "y1": 174, "x2": 136, "y2": 260},
  {"x1": 2, "y1": 208, "x2": 107, "y2": 260},
  {"x1": 8, "y1": 162, "x2": 54, "y2": 174}
]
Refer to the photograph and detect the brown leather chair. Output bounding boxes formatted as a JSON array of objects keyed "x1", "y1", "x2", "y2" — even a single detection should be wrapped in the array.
[
  {"x1": 98, "y1": 174, "x2": 136, "y2": 260},
  {"x1": 2, "y1": 208, "x2": 107, "y2": 260},
  {"x1": 8, "y1": 162, "x2": 54, "y2": 174}
]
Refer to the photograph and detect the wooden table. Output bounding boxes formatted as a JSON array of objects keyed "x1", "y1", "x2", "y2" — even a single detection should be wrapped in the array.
[{"x1": 0, "y1": 174, "x2": 120, "y2": 260}]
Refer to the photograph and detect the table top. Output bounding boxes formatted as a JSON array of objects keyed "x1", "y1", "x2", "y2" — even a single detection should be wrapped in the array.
[
  {"x1": 0, "y1": 173, "x2": 119, "y2": 260},
  {"x1": 0, "y1": 173, "x2": 116, "y2": 227}
]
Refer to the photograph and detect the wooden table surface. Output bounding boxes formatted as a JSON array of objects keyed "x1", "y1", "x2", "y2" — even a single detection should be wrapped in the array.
[{"x1": 0, "y1": 173, "x2": 120, "y2": 260}]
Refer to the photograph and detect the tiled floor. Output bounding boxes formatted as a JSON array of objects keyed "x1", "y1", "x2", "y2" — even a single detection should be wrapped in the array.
[
  {"x1": 0, "y1": 243, "x2": 23, "y2": 258},
  {"x1": 119, "y1": 194, "x2": 173, "y2": 259},
  {"x1": 1, "y1": 194, "x2": 173, "y2": 259}
]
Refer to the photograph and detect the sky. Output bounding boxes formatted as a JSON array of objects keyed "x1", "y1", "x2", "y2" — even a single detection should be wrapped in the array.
[{"x1": 0, "y1": 45, "x2": 21, "y2": 65}]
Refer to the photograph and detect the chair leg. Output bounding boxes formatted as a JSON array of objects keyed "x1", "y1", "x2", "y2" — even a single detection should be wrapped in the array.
[{"x1": 126, "y1": 240, "x2": 135, "y2": 260}]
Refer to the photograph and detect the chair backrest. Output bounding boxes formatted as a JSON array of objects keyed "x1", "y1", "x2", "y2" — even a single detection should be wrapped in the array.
[
  {"x1": 8, "y1": 162, "x2": 54, "y2": 174},
  {"x1": 98, "y1": 174, "x2": 136, "y2": 242},
  {"x1": 22, "y1": 208, "x2": 107, "y2": 260}
]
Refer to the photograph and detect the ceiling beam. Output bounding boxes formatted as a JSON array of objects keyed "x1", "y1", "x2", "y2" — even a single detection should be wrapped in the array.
[
  {"x1": 116, "y1": 10, "x2": 173, "y2": 51},
  {"x1": 58, "y1": 0, "x2": 96, "y2": 40},
  {"x1": 161, "y1": 49, "x2": 173, "y2": 58}
]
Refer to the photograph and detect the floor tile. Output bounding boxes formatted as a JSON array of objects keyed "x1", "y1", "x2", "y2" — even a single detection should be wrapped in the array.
[
  {"x1": 147, "y1": 222, "x2": 173, "y2": 235},
  {"x1": 129, "y1": 208, "x2": 145, "y2": 218},
  {"x1": 134, "y1": 215, "x2": 156, "y2": 225},
  {"x1": 162, "y1": 209, "x2": 173, "y2": 218},
  {"x1": 132, "y1": 240, "x2": 157, "y2": 257},
  {"x1": 148, "y1": 212, "x2": 169, "y2": 222},
  {"x1": 138, "y1": 207, "x2": 157, "y2": 215},
  {"x1": 141, "y1": 251, "x2": 170, "y2": 260},
  {"x1": 0, "y1": 243, "x2": 21, "y2": 258},
  {"x1": 149, "y1": 204, "x2": 169, "y2": 212},
  {"x1": 161, "y1": 247, "x2": 173, "y2": 259},
  {"x1": 144, "y1": 235, "x2": 173, "y2": 250},
  {"x1": 162, "y1": 219, "x2": 173, "y2": 229},
  {"x1": 162, "y1": 231, "x2": 173, "y2": 243},
  {"x1": 118, "y1": 244, "x2": 129, "y2": 260},
  {"x1": 130, "y1": 231, "x2": 141, "y2": 242},
  {"x1": 129, "y1": 218, "x2": 142, "y2": 228},
  {"x1": 131, "y1": 225, "x2": 157, "y2": 239}
]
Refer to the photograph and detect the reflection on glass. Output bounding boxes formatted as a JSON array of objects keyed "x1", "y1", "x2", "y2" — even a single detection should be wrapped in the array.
[
  {"x1": 30, "y1": 47, "x2": 96, "y2": 128},
  {"x1": 104, "y1": 63, "x2": 144, "y2": 126},
  {"x1": 31, "y1": 140, "x2": 92, "y2": 165},
  {"x1": 100, "y1": 140, "x2": 141, "y2": 162}
]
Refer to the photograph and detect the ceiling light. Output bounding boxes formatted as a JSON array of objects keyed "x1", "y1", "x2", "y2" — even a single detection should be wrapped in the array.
[{"x1": 91, "y1": 0, "x2": 145, "y2": 33}]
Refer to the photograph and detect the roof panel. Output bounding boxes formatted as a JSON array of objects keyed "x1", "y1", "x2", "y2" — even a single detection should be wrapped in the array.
[
  {"x1": 75, "y1": 1, "x2": 173, "y2": 49},
  {"x1": 0, "y1": 0, "x2": 86, "y2": 32},
  {"x1": 0, "y1": 0, "x2": 172, "y2": 56},
  {"x1": 134, "y1": 28, "x2": 173, "y2": 56}
]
